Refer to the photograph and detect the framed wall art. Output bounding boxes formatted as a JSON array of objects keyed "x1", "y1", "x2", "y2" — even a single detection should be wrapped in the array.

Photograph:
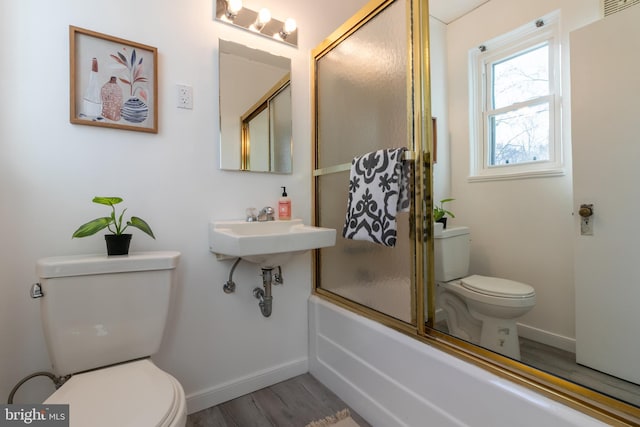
[{"x1": 69, "y1": 26, "x2": 158, "y2": 133}]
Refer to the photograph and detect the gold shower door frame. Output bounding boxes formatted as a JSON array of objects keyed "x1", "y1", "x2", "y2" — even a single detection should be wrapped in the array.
[{"x1": 311, "y1": 0, "x2": 433, "y2": 336}]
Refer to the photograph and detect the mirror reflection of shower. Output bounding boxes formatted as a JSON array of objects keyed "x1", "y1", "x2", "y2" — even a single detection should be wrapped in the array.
[
  {"x1": 240, "y1": 74, "x2": 291, "y2": 173},
  {"x1": 218, "y1": 39, "x2": 292, "y2": 173}
]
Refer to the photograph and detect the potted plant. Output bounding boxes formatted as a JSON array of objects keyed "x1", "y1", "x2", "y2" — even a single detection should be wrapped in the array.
[
  {"x1": 72, "y1": 196, "x2": 155, "y2": 255},
  {"x1": 433, "y1": 198, "x2": 455, "y2": 229}
]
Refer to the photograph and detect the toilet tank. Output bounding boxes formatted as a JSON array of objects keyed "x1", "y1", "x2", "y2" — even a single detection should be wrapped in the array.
[
  {"x1": 433, "y1": 226, "x2": 470, "y2": 281},
  {"x1": 36, "y1": 251, "x2": 180, "y2": 376}
]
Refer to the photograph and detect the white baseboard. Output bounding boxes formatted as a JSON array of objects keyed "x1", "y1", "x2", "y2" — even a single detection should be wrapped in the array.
[
  {"x1": 517, "y1": 323, "x2": 576, "y2": 353},
  {"x1": 185, "y1": 358, "x2": 308, "y2": 414},
  {"x1": 436, "y1": 309, "x2": 575, "y2": 353}
]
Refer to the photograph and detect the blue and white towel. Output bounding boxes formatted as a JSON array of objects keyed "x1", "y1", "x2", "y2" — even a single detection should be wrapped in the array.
[{"x1": 342, "y1": 147, "x2": 411, "y2": 247}]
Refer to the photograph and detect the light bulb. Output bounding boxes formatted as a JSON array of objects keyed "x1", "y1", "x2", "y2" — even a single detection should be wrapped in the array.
[
  {"x1": 257, "y1": 8, "x2": 271, "y2": 25},
  {"x1": 227, "y1": 0, "x2": 242, "y2": 14},
  {"x1": 283, "y1": 18, "x2": 297, "y2": 34}
]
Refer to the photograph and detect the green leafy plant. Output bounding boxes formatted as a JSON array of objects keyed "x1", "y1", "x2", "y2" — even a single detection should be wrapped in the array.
[
  {"x1": 433, "y1": 198, "x2": 455, "y2": 222},
  {"x1": 72, "y1": 197, "x2": 155, "y2": 239}
]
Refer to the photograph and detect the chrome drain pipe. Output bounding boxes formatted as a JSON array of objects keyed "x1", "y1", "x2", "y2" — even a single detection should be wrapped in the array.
[
  {"x1": 253, "y1": 287, "x2": 272, "y2": 317},
  {"x1": 253, "y1": 266, "x2": 282, "y2": 317}
]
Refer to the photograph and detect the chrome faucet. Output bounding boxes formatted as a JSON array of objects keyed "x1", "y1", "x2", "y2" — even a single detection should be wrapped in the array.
[
  {"x1": 246, "y1": 208, "x2": 259, "y2": 222},
  {"x1": 257, "y1": 206, "x2": 275, "y2": 221}
]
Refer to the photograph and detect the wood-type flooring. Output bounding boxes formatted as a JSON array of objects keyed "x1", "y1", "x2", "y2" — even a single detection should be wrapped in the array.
[{"x1": 186, "y1": 373, "x2": 371, "y2": 427}]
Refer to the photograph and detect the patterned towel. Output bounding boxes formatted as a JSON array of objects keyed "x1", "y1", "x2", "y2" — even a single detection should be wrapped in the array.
[{"x1": 342, "y1": 147, "x2": 410, "y2": 247}]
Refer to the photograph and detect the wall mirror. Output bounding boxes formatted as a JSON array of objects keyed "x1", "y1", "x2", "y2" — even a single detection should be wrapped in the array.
[{"x1": 218, "y1": 39, "x2": 292, "y2": 173}]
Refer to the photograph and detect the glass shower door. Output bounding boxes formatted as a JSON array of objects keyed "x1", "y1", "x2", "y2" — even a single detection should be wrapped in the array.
[{"x1": 312, "y1": 0, "x2": 418, "y2": 325}]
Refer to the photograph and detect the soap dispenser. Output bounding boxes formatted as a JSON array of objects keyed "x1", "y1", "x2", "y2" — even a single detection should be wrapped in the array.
[{"x1": 278, "y1": 186, "x2": 291, "y2": 220}]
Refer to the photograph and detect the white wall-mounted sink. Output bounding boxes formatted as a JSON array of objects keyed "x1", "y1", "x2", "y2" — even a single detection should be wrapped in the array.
[{"x1": 209, "y1": 219, "x2": 336, "y2": 267}]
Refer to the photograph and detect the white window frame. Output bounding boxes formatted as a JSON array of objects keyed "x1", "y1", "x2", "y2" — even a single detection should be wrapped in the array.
[{"x1": 469, "y1": 11, "x2": 563, "y2": 181}]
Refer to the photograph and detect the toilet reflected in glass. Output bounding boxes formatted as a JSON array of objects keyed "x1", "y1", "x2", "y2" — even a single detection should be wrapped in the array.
[{"x1": 434, "y1": 224, "x2": 536, "y2": 360}]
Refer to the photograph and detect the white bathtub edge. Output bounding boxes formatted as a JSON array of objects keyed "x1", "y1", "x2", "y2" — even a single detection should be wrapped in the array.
[{"x1": 308, "y1": 295, "x2": 607, "y2": 427}]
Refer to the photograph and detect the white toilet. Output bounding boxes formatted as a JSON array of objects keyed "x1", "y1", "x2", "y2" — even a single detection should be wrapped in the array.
[
  {"x1": 35, "y1": 251, "x2": 187, "y2": 427},
  {"x1": 434, "y1": 225, "x2": 536, "y2": 360}
]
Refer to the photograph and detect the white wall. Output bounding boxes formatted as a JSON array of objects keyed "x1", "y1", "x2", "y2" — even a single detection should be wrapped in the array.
[
  {"x1": 429, "y1": 16, "x2": 450, "y2": 202},
  {"x1": 443, "y1": 0, "x2": 600, "y2": 348},
  {"x1": 0, "y1": 0, "x2": 368, "y2": 411}
]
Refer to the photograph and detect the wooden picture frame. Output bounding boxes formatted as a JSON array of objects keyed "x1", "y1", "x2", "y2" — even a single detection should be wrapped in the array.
[{"x1": 70, "y1": 26, "x2": 158, "y2": 133}]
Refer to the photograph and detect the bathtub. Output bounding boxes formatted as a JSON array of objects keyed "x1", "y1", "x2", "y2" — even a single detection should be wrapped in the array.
[{"x1": 308, "y1": 295, "x2": 606, "y2": 427}]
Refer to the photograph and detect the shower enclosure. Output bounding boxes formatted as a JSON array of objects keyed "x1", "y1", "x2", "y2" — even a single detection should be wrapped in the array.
[{"x1": 310, "y1": 0, "x2": 640, "y2": 423}]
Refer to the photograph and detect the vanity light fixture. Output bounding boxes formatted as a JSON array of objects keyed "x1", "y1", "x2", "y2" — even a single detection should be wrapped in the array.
[{"x1": 215, "y1": 0, "x2": 298, "y2": 47}]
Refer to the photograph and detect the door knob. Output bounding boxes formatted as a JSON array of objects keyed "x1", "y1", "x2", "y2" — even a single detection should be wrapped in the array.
[{"x1": 579, "y1": 204, "x2": 593, "y2": 218}]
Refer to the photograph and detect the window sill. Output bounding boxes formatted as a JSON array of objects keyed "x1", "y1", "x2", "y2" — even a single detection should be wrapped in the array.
[{"x1": 468, "y1": 167, "x2": 565, "y2": 182}]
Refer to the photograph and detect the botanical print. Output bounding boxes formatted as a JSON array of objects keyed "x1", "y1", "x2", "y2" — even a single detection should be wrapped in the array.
[
  {"x1": 109, "y1": 48, "x2": 150, "y2": 123},
  {"x1": 70, "y1": 26, "x2": 157, "y2": 133}
]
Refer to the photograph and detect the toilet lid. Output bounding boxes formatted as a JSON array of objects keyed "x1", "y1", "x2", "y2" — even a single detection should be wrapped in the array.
[
  {"x1": 44, "y1": 359, "x2": 182, "y2": 427},
  {"x1": 461, "y1": 275, "x2": 535, "y2": 298}
]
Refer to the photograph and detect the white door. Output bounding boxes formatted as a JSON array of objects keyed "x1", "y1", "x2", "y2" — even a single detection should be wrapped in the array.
[{"x1": 571, "y1": 6, "x2": 640, "y2": 384}]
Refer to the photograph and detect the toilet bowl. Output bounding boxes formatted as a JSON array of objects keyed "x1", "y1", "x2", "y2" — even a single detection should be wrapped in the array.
[
  {"x1": 434, "y1": 225, "x2": 536, "y2": 360},
  {"x1": 35, "y1": 252, "x2": 186, "y2": 427},
  {"x1": 45, "y1": 359, "x2": 186, "y2": 427},
  {"x1": 437, "y1": 275, "x2": 536, "y2": 359}
]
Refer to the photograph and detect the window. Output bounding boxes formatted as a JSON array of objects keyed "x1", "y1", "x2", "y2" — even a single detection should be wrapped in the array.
[{"x1": 469, "y1": 11, "x2": 563, "y2": 180}]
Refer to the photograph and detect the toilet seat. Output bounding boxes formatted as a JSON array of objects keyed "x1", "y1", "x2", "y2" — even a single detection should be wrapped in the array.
[
  {"x1": 439, "y1": 276, "x2": 536, "y2": 310},
  {"x1": 461, "y1": 275, "x2": 535, "y2": 299},
  {"x1": 45, "y1": 359, "x2": 186, "y2": 427}
]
